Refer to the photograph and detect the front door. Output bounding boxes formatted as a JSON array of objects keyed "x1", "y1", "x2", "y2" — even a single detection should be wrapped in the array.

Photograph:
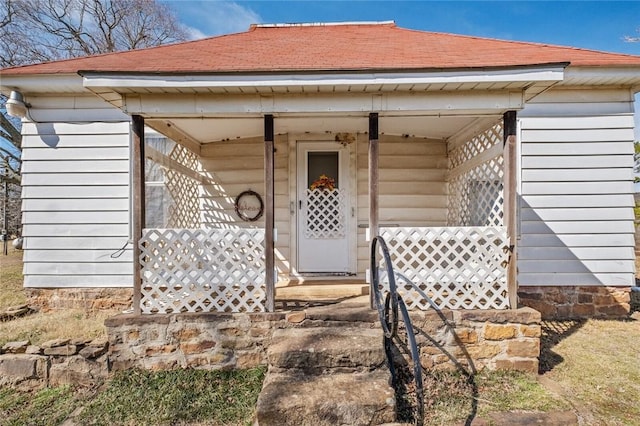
[{"x1": 297, "y1": 142, "x2": 352, "y2": 274}]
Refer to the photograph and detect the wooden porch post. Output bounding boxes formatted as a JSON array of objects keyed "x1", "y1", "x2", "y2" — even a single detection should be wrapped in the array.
[
  {"x1": 503, "y1": 111, "x2": 518, "y2": 309},
  {"x1": 131, "y1": 115, "x2": 145, "y2": 316},
  {"x1": 368, "y1": 113, "x2": 379, "y2": 241},
  {"x1": 369, "y1": 113, "x2": 379, "y2": 308},
  {"x1": 264, "y1": 115, "x2": 275, "y2": 312}
]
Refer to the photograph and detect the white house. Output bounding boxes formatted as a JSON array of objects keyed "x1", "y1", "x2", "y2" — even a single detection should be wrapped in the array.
[{"x1": 2, "y1": 22, "x2": 639, "y2": 318}]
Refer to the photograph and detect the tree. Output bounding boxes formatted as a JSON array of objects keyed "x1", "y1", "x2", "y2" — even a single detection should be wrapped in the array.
[{"x1": 0, "y1": 0, "x2": 189, "y2": 236}]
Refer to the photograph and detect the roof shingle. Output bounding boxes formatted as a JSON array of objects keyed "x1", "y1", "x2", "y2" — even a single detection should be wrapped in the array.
[{"x1": 2, "y1": 22, "x2": 640, "y2": 75}]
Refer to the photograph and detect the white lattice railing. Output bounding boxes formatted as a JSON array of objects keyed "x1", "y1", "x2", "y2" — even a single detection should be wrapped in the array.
[
  {"x1": 139, "y1": 228, "x2": 265, "y2": 313},
  {"x1": 380, "y1": 226, "x2": 510, "y2": 310}
]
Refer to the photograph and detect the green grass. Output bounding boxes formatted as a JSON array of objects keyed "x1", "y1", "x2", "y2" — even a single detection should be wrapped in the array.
[
  {"x1": 0, "y1": 385, "x2": 81, "y2": 426},
  {"x1": 422, "y1": 370, "x2": 567, "y2": 425},
  {"x1": 77, "y1": 367, "x2": 266, "y2": 426},
  {"x1": 0, "y1": 247, "x2": 26, "y2": 310}
]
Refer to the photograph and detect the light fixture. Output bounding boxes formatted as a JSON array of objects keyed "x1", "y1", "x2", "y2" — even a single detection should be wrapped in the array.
[{"x1": 5, "y1": 90, "x2": 30, "y2": 119}]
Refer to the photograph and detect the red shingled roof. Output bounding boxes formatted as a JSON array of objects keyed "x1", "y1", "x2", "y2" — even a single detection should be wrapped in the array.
[{"x1": 3, "y1": 22, "x2": 640, "y2": 75}]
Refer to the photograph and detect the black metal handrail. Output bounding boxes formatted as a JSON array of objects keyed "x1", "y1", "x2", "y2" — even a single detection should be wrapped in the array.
[{"x1": 370, "y1": 236, "x2": 424, "y2": 425}]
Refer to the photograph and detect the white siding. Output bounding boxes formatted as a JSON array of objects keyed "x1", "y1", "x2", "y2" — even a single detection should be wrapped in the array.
[
  {"x1": 518, "y1": 88, "x2": 636, "y2": 287},
  {"x1": 199, "y1": 135, "x2": 290, "y2": 276},
  {"x1": 20, "y1": 97, "x2": 131, "y2": 288}
]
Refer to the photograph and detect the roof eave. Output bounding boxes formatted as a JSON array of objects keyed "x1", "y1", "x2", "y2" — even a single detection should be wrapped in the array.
[{"x1": 80, "y1": 64, "x2": 568, "y2": 92}]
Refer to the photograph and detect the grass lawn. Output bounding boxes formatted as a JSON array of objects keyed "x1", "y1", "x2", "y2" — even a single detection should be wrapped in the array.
[{"x1": 0, "y1": 246, "x2": 118, "y2": 347}]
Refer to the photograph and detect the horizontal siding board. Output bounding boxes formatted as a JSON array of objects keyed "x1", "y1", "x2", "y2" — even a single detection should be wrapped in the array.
[
  {"x1": 25, "y1": 262, "x2": 132, "y2": 275},
  {"x1": 521, "y1": 142, "x2": 632, "y2": 156},
  {"x1": 521, "y1": 181, "x2": 633, "y2": 195},
  {"x1": 521, "y1": 168, "x2": 633, "y2": 182},
  {"x1": 518, "y1": 272, "x2": 633, "y2": 286},
  {"x1": 520, "y1": 207, "x2": 634, "y2": 221},
  {"x1": 21, "y1": 172, "x2": 129, "y2": 186},
  {"x1": 520, "y1": 233, "x2": 634, "y2": 248},
  {"x1": 22, "y1": 224, "x2": 129, "y2": 237},
  {"x1": 521, "y1": 128, "x2": 634, "y2": 142},
  {"x1": 21, "y1": 147, "x2": 130, "y2": 161},
  {"x1": 26, "y1": 108, "x2": 129, "y2": 122},
  {"x1": 21, "y1": 160, "x2": 130, "y2": 174},
  {"x1": 22, "y1": 186, "x2": 128, "y2": 199},
  {"x1": 21, "y1": 121, "x2": 130, "y2": 135},
  {"x1": 521, "y1": 194, "x2": 634, "y2": 208},
  {"x1": 518, "y1": 259, "x2": 633, "y2": 274},
  {"x1": 22, "y1": 133, "x2": 129, "y2": 148},
  {"x1": 22, "y1": 237, "x2": 131, "y2": 250},
  {"x1": 23, "y1": 249, "x2": 133, "y2": 263},
  {"x1": 519, "y1": 102, "x2": 633, "y2": 117},
  {"x1": 521, "y1": 115, "x2": 635, "y2": 130},
  {"x1": 23, "y1": 211, "x2": 129, "y2": 224},
  {"x1": 24, "y1": 275, "x2": 132, "y2": 288},
  {"x1": 520, "y1": 220, "x2": 634, "y2": 234},
  {"x1": 521, "y1": 155, "x2": 633, "y2": 169},
  {"x1": 519, "y1": 246, "x2": 635, "y2": 261},
  {"x1": 22, "y1": 198, "x2": 129, "y2": 212}
]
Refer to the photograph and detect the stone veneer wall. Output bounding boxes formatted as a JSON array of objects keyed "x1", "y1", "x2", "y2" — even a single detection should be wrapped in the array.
[
  {"x1": 105, "y1": 312, "x2": 288, "y2": 371},
  {"x1": 410, "y1": 307, "x2": 541, "y2": 374},
  {"x1": 0, "y1": 338, "x2": 109, "y2": 390},
  {"x1": 26, "y1": 288, "x2": 133, "y2": 312},
  {"x1": 105, "y1": 308, "x2": 540, "y2": 374},
  {"x1": 0, "y1": 306, "x2": 542, "y2": 389},
  {"x1": 518, "y1": 286, "x2": 631, "y2": 319}
]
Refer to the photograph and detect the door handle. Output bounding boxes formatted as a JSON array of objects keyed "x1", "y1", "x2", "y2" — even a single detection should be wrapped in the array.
[{"x1": 299, "y1": 200, "x2": 302, "y2": 209}]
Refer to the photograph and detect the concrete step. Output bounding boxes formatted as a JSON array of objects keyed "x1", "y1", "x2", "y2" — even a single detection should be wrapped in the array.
[
  {"x1": 255, "y1": 369, "x2": 395, "y2": 426},
  {"x1": 268, "y1": 326, "x2": 385, "y2": 371},
  {"x1": 303, "y1": 295, "x2": 379, "y2": 324}
]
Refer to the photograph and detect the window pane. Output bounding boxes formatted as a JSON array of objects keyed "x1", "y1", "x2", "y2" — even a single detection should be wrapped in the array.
[{"x1": 307, "y1": 151, "x2": 339, "y2": 188}]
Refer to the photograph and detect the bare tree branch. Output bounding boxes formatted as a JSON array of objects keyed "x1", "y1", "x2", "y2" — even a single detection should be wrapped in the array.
[{"x1": 0, "y1": 0, "x2": 189, "y2": 230}]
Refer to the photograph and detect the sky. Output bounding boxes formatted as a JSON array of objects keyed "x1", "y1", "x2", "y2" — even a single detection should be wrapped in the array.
[{"x1": 162, "y1": 0, "x2": 640, "y2": 136}]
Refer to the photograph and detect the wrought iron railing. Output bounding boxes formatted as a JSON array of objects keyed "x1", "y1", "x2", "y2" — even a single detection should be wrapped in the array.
[{"x1": 370, "y1": 235, "x2": 424, "y2": 425}]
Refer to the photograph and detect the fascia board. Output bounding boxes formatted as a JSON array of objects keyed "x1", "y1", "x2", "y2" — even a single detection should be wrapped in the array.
[{"x1": 82, "y1": 67, "x2": 565, "y2": 90}]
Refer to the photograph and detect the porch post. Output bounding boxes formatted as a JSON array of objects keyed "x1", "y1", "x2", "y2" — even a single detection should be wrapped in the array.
[
  {"x1": 264, "y1": 114, "x2": 275, "y2": 312},
  {"x1": 131, "y1": 115, "x2": 145, "y2": 316},
  {"x1": 503, "y1": 111, "x2": 518, "y2": 309},
  {"x1": 368, "y1": 113, "x2": 379, "y2": 240},
  {"x1": 369, "y1": 113, "x2": 379, "y2": 308}
]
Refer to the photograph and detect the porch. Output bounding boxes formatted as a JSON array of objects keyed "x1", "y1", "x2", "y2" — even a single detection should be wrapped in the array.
[{"x1": 129, "y1": 111, "x2": 519, "y2": 314}]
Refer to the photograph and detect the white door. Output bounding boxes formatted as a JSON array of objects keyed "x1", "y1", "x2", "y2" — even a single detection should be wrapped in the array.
[{"x1": 297, "y1": 142, "x2": 353, "y2": 274}]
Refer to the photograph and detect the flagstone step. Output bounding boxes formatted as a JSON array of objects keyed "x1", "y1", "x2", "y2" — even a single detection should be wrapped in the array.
[
  {"x1": 268, "y1": 326, "x2": 385, "y2": 371},
  {"x1": 255, "y1": 369, "x2": 395, "y2": 426}
]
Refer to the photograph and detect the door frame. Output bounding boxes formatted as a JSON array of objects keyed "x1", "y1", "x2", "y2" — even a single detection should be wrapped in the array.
[{"x1": 289, "y1": 135, "x2": 358, "y2": 278}]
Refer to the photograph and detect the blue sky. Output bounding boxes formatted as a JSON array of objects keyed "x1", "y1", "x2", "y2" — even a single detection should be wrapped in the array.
[
  {"x1": 166, "y1": 0, "x2": 640, "y2": 55},
  {"x1": 164, "y1": 0, "x2": 640, "y2": 136}
]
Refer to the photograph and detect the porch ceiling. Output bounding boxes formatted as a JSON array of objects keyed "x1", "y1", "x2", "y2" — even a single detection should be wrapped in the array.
[{"x1": 145, "y1": 114, "x2": 496, "y2": 144}]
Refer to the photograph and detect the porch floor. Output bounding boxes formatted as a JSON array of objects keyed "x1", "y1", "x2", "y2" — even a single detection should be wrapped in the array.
[{"x1": 275, "y1": 280, "x2": 369, "y2": 301}]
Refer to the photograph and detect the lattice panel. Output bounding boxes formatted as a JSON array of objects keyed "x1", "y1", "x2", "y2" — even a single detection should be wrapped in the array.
[
  {"x1": 139, "y1": 228, "x2": 266, "y2": 313},
  {"x1": 166, "y1": 144, "x2": 201, "y2": 228},
  {"x1": 450, "y1": 122, "x2": 503, "y2": 168},
  {"x1": 448, "y1": 122, "x2": 504, "y2": 227},
  {"x1": 305, "y1": 189, "x2": 346, "y2": 239},
  {"x1": 379, "y1": 227, "x2": 509, "y2": 310}
]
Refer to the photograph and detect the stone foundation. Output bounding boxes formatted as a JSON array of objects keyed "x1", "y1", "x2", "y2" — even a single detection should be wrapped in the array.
[
  {"x1": 105, "y1": 312, "x2": 287, "y2": 371},
  {"x1": 26, "y1": 288, "x2": 133, "y2": 312},
  {"x1": 409, "y1": 307, "x2": 541, "y2": 374},
  {"x1": 0, "y1": 338, "x2": 109, "y2": 390},
  {"x1": 105, "y1": 304, "x2": 541, "y2": 375},
  {"x1": 518, "y1": 286, "x2": 631, "y2": 319}
]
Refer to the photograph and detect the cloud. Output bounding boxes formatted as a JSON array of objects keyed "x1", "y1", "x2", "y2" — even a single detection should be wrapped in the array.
[{"x1": 167, "y1": 1, "x2": 262, "y2": 39}]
